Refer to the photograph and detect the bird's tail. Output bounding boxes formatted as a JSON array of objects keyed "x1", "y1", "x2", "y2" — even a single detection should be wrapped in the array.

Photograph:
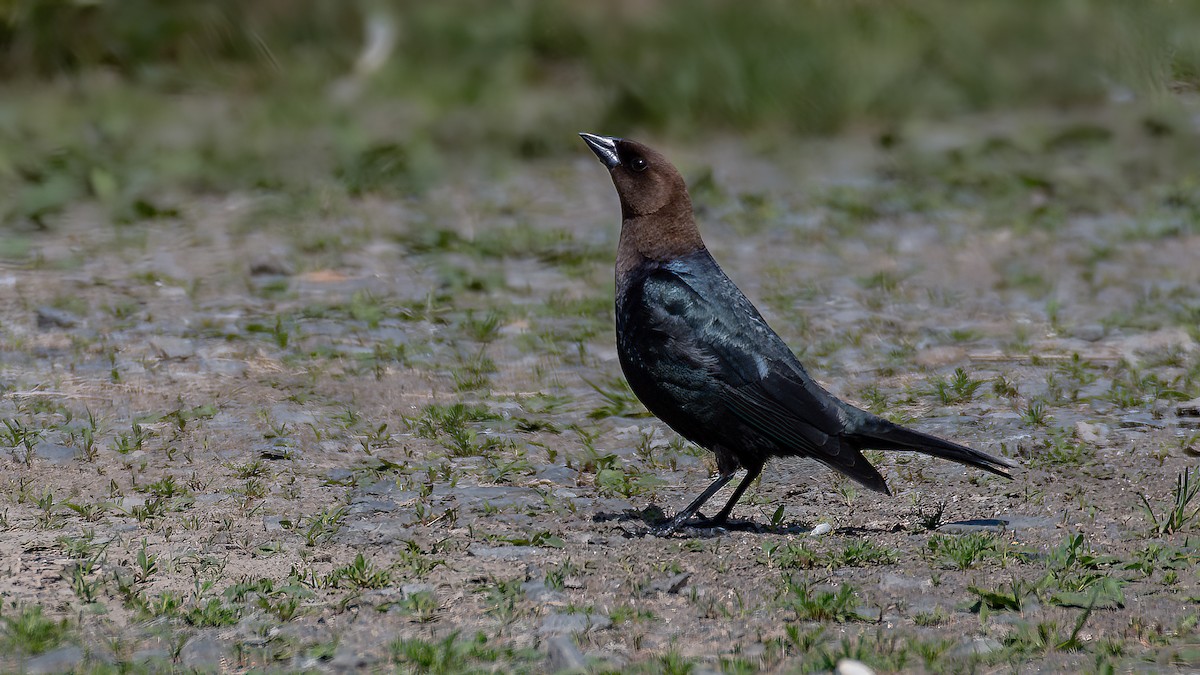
[{"x1": 855, "y1": 417, "x2": 1016, "y2": 479}]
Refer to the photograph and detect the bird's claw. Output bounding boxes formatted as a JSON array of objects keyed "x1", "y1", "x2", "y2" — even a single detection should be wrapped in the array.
[
  {"x1": 648, "y1": 518, "x2": 688, "y2": 537},
  {"x1": 648, "y1": 524, "x2": 680, "y2": 537},
  {"x1": 650, "y1": 513, "x2": 729, "y2": 537}
]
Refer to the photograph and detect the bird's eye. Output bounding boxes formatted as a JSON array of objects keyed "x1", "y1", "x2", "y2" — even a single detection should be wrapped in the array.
[{"x1": 629, "y1": 157, "x2": 648, "y2": 172}]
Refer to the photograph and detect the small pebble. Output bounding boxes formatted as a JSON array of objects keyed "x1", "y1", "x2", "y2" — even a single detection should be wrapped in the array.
[
  {"x1": 643, "y1": 572, "x2": 690, "y2": 595},
  {"x1": 545, "y1": 635, "x2": 588, "y2": 672},
  {"x1": 36, "y1": 306, "x2": 80, "y2": 329},
  {"x1": 835, "y1": 658, "x2": 875, "y2": 675}
]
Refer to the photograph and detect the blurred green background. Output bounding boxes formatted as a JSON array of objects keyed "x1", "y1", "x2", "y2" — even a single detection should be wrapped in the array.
[{"x1": 1, "y1": 0, "x2": 1199, "y2": 229}]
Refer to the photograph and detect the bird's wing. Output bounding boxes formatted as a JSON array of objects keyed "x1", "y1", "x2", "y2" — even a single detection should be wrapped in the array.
[
  {"x1": 641, "y1": 265, "x2": 850, "y2": 456},
  {"x1": 639, "y1": 263, "x2": 890, "y2": 491}
]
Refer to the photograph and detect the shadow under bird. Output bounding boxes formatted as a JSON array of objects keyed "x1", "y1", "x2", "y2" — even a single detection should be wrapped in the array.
[{"x1": 579, "y1": 132, "x2": 1017, "y2": 536}]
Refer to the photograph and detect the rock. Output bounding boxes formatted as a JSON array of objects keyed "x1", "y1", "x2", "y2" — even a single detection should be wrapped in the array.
[
  {"x1": 538, "y1": 612, "x2": 612, "y2": 636},
  {"x1": 180, "y1": 635, "x2": 225, "y2": 670},
  {"x1": 468, "y1": 544, "x2": 540, "y2": 560},
  {"x1": 1074, "y1": 421, "x2": 1109, "y2": 446},
  {"x1": 643, "y1": 572, "x2": 690, "y2": 595},
  {"x1": 950, "y1": 636, "x2": 1003, "y2": 658},
  {"x1": 35, "y1": 442, "x2": 78, "y2": 465},
  {"x1": 914, "y1": 346, "x2": 967, "y2": 369},
  {"x1": 130, "y1": 648, "x2": 172, "y2": 667},
  {"x1": 361, "y1": 480, "x2": 416, "y2": 501},
  {"x1": 1116, "y1": 328, "x2": 1196, "y2": 360},
  {"x1": 269, "y1": 403, "x2": 318, "y2": 427},
  {"x1": 25, "y1": 645, "x2": 84, "y2": 674},
  {"x1": 258, "y1": 441, "x2": 296, "y2": 460},
  {"x1": 340, "y1": 519, "x2": 414, "y2": 545},
  {"x1": 468, "y1": 512, "x2": 535, "y2": 529},
  {"x1": 328, "y1": 614, "x2": 404, "y2": 666},
  {"x1": 118, "y1": 496, "x2": 146, "y2": 511},
  {"x1": 348, "y1": 498, "x2": 397, "y2": 514},
  {"x1": 401, "y1": 583, "x2": 434, "y2": 597},
  {"x1": 355, "y1": 588, "x2": 404, "y2": 611},
  {"x1": 36, "y1": 306, "x2": 79, "y2": 329},
  {"x1": 249, "y1": 254, "x2": 294, "y2": 276},
  {"x1": 1073, "y1": 324, "x2": 1106, "y2": 342},
  {"x1": 235, "y1": 613, "x2": 272, "y2": 642},
  {"x1": 330, "y1": 640, "x2": 378, "y2": 671},
  {"x1": 148, "y1": 336, "x2": 196, "y2": 359},
  {"x1": 535, "y1": 465, "x2": 579, "y2": 486},
  {"x1": 199, "y1": 357, "x2": 248, "y2": 377},
  {"x1": 545, "y1": 635, "x2": 588, "y2": 673},
  {"x1": 1177, "y1": 397, "x2": 1200, "y2": 418},
  {"x1": 809, "y1": 523, "x2": 833, "y2": 537},
  {"x1": 443, "y1": 485, "x2": 541, "y2": 509},
  {"x1": 1119, "y1": 412, "x2": 1166, "y2": 428},
  {"x1": 835, "y1": 658, "x2": 876, "y2": 675},
  {"x1": 523, "y1": 580, "x2": 567, "y2": 604},
  {"x1": 878, "y1": 573, "x2": 931, "y2": 592},
  {"x1": 854, "y1": 606, "x2": 883, "y2": 622}
]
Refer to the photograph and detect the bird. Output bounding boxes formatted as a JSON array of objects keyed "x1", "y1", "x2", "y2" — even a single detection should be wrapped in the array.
[{"x1": 579, "y1": 132, "x2": 1017, "y2": 536}]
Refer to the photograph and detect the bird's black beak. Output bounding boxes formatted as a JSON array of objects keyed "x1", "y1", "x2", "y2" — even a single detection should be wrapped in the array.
[{"x1": 579, "y1": 132, "x2": 621, "y2": 170}]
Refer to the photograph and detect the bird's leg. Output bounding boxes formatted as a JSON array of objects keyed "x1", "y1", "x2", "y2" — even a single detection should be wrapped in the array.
[
  {"x1": 702, "y1": 462, "x2": 763, "y2": 526},
  {"x1": 650, "y1": 471, "x2": 737, "y2": 537}
]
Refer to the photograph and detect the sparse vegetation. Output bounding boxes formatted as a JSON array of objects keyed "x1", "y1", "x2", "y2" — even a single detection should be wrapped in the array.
[
  {"x1": 0, "y1": 605, "x2": 74, "y2": 656},
  {"x1": 927, "y1": 532, "x2": 998, "y2": 570},
  {"x1": 1140, "y1": 470, "x2": 1200, "y2": 536},
  {"x1": 0, "y1": 3, "x2": 1198, "y2": 671},
  {"x1": 782, "y1": 580, "x2": 872, "y2": 623}
]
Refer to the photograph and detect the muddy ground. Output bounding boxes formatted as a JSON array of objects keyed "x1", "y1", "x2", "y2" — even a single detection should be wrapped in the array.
[{"x1": 1, "y1": 105, "x2": 1200, "y2": 673}]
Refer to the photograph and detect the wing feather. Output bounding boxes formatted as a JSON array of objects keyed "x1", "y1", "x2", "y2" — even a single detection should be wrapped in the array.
[{"x1": 641, "y1": 266, "x2": 854, "y2": 458}]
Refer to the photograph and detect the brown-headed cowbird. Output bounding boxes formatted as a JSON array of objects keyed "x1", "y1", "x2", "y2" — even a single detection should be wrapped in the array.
[{"x1": 580, "y1": 132, "x2": 1016, "y2": 536}]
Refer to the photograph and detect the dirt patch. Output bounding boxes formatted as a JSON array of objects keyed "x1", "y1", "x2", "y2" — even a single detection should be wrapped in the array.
[{"x1": 1, "y1": 112, "x2": 1199, "y2": 672}]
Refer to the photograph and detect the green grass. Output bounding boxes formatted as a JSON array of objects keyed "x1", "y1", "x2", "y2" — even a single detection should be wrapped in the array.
[
  {"x1": 829, "y1": 540, "x2": 900, "y2": 567},
  {"x1": 0, "y1": 605, "x2": 73, "y2": 656},
  {"x1": 762, "y1": 540, "x2": 898, "y2": 571},
  {"x1": 1141, "y1": 470, "x2": 1200, "y2": 536},
  {"x1": 782, "y1": 580, "x2": 872, "y2": 623},
  {"x1": 586, "y1": 377, "x2": 650, "y2": 420},
  {"x1": 1032, "y1": 428, "x2": 1097, "y2": 468},
  {"x1": 926, "y1": 532, "x2": 998, "y2": 570},
  {"x1": 329, "y1": 553, "x2": 392, "y2": 590},
  {"x1": 926, "y1": 367, "x2": 986, "y2": 405},
  {"x1": 389, "y1": 631, "x2": 539, "y2": 673},
  {"x1": 298, "y1": 505, "x2": 348, "y2": 546},
  {"x1": 8, "y1": 2, "x2": 1199, "y2": 131},
  {"x1": 6, "y1": 2, "x2": 1200, "y2": 229},
  {"x1": 596, "y1": 464, "x2": 665, "y2": 499},
  {"x1": 183, "y1": 598, "x2": 241, "y2": 628}
]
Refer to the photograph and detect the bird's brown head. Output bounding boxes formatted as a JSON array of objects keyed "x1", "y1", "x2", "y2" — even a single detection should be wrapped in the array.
[{"x1": 579, "y1": 133, "x2": 704, "y2": 268}]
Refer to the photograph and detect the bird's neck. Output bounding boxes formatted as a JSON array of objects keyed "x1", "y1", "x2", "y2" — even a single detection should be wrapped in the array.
[{"x1": 616, "y1": 199, "x2": 705, "y2": 281}]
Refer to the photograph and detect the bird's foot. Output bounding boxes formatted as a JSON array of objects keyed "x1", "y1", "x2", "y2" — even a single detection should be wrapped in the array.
[
  {"x1": 651, "y1": 513, "x2": 760, "y2": 537},
  {"x1": 648, "y1": 518, "x2": 694, "y2": 538},
  {"x1": 649, "y1": 511, "x2": 714, "y2": 537}
]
